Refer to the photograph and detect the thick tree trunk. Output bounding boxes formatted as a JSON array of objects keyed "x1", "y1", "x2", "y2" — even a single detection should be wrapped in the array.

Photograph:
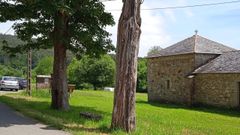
[
  {"x1": 111, "y1": 0, "x2": 142, "y2": 132},
  {"x1": 51, "y1": 11, "x2": 70, "y2": 110}
]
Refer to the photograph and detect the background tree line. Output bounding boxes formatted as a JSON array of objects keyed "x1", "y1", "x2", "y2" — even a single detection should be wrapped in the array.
[{"x1": 0, "y1": 34, "x2": 147, "y2": 92}]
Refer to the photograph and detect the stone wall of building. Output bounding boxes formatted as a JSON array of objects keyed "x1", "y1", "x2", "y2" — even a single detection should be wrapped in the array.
[
  {"x1": 194, "y1": 74, "x2": 240, "y2": 108},
  {"x1": 194, "y1": 53, "x2": 219, "y2": 68},
  {"x1": 147, "y1": 54, "x2": 195, "y2": 104}
]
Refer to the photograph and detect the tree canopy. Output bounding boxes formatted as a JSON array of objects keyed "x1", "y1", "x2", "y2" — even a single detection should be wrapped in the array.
[
  {"x1": 0, "y1": 0, "x2": 115, "y2": 57},
  {"x1": 147, "y1": 46, "x2": 162, "y2": 56},
  {"x1": 33, "y1": 56, "x2": 53, "y2": 76},
  {"x1": 0, "y1": 0, "x2": 115, "y2": 110},
  {"x1": 137, "y1": 58, "x2": 147, "y2": 93},
  {"x1": 0, "y1": 34, "x2": 55, "y2": 75},
  {"x1": 68, "y1": 55, "x2": 115, "y2": 90},
  {"x1": 0, "y1": 64, "x2": 23, "y2": 77}
]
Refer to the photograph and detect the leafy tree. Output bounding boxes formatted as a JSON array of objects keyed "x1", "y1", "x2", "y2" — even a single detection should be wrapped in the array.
[
  {"x1": 0, "y1": 0, "x2": 114, "y2": 110},
  {"x1": 33, "y1": 56, "x2": 53, "y2": 76},
  {"x1": 67, "y1": 58, "x2": 79, "y2": 86},
  {"x1": 0, "y1": 64, "x2": 23, "y2": 77},
  {"x1": 137, "y1": 58, "x2": 147, "y2": 93},
  {"x1": 68, "y1": 55, "x2": 115, "y2": 90},
  {"x1": 0, "y1": 34, "x2": 55, "y2": 74},
  {"x1": 111, "y1": 0, "x2": 142, "y2": 132},
  {"x1": 147, "y1": 46, "x2": 162, "y2": 56}
]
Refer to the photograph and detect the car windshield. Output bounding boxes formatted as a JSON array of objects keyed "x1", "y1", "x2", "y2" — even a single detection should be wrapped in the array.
[
  {"x1": 3, "y1": 77, "x2": 17, "y2": 81},
  {"x1": 20, "y1": 79, "x2": 27, "y2": 82}
]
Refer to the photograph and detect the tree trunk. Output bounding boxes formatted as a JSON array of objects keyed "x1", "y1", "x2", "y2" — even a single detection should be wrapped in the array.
[
  {"x1": 51, "y1": 11, "x2": 70, "y2": 110},
  {"x1": 111, "y1": 0, "x2": 142, "y2": 132}
]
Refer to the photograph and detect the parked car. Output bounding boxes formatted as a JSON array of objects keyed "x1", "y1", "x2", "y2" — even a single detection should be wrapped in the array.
[
  {"x1": 17, "y1": 78, "x2": 27, "y2": 89},
  {"x1": 0, "y1": 76, "x2": 19, "y2": 91},
  {"x1": 104, "y1": 87, "x2": 114, "y2": 92}
]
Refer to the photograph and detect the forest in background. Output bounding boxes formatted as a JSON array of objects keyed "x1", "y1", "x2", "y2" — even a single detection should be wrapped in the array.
[{"x1": 0, "y1": 34, "x2": 147, "y2": 92}]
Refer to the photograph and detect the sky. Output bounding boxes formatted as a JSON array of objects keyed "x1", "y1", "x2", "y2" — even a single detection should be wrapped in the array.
[
  {"x1": 0, "y1": 0, "x2": 240, "y2": 57},
  {"x1": 104, "y1": 0, "x2": 240, "y2": 56}
]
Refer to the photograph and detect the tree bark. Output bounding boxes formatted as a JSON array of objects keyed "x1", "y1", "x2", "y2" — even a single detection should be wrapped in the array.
[
  {"x1": 111, "y1": 0, "x2": 142, "y2": 132},
  {"x1": 51, "y1": 11, "x2": 70, "y2": 110}
]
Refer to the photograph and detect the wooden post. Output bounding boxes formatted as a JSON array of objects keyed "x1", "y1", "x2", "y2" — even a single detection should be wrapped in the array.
[{"x1": 27, "y1": 49, "x2": 32, "y2": 96}]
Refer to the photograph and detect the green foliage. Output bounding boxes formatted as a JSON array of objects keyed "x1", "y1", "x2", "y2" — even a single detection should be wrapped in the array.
[
  {"x1": 1, "y1": 90, "x2": 240, "y2": 135},
  {"x1": 147, "y1": 46, "x2": 162, "y2": 56},
  {"x1": 0, "y1": 64, "x2": 23, "y2": 77},
  {"x1": 33, "y1": 56, "x2": 53, "y2": 76},
  {"x1": 0, "y1": 34, "x2": 27, "y2": 73},
  {"x1": 0, "y1": 34, "x2": 75, "y2": 81},
  {"x1": 0, "y1": 34, "x2": 55, "y2": 74},
  {"x1": 68, "y1": 55, "x2": 115, "y2": 89},
  {"x1": 67, "y1": 58, "x2": 79, "y2": 85},
  {"x1": 0, "y1": 1, "x2": 115, "y2": 58},
  {"x1": 137, "y1": 58, "x2": 147, "y2": 93},
  {"x1": 31, "y1": 49, "x2": 54, "y2": 68}
]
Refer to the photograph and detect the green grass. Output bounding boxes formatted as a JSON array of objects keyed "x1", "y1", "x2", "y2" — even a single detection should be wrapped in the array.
[{"x1": 0, "y1": 90, "x2": 239, "y2": 135}]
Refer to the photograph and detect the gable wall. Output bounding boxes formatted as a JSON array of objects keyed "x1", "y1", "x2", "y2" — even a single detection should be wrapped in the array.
[
  {"x1": 147, "y1": 54, "x2": 195, "y2": 104},
  {"x1": 194, "y1": 54, "x2": 219, "y2": 68}
]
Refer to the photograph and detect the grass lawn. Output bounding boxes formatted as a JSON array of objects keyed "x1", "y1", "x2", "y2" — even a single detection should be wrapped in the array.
[{"x1": 0, "y1": 90, "x2": 239, "y2": 135}]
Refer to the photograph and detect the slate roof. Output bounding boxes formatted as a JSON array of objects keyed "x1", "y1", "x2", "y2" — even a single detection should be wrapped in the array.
[
  {"x1": 193, "y1": 51, "x2": 240, "y2": 73},
  {"x1": 148, "y1": 35, "x2": 236, "y2": 58}
]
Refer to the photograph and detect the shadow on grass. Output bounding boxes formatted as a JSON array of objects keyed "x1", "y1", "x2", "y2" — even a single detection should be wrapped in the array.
[
  {"x1": 136, "y1": 100, "x2": 240, "y2": 118},
  {"x1": 0, "y1": 95, "x2": 112, "y2": 134}
]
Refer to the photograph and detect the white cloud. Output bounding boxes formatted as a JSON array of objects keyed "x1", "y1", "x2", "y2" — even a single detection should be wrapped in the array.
[
  {"x1": 140, "y1": 9, "x2": 171, "y2": 56},
  {"x1": 0, "y1": 21, "x2": 15, "y2": 35},
  {"x1": 104, "y1": 1, "x2": 171, "y2": 57}
]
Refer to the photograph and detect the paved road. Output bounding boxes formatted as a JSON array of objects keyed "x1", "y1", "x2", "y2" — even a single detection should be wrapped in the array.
[{"x1": 0, "y1": 101, "x2": 69, "y2": 135}]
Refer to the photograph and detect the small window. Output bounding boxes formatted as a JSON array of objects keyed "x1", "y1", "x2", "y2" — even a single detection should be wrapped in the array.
[
  {"x1": 167, "y1": 80, "x2": 170, "y2": 89},
  {"x1": 44, "y1": 78, "x2": 49, "y2": 84}
]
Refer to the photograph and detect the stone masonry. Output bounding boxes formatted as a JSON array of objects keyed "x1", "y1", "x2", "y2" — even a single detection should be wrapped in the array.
[
  {"x1": 147, "y1": 34, "x2": 240, "y2": 108},
  {"x1": 148, "y1": 54, "x2": 194, "y2": 104},
  {"x1": 194, "y1": 74, "x2": 240, "y2": 108}
]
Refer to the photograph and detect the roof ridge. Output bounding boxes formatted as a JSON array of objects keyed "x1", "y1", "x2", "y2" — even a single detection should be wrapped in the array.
[
  {"x1": 196, "y1": 35, "x2": 236, "y2": 50},
  {"x1": 223, "y1": 50, "x2": 240, "y2": 53},
  {"x1": 162, "y1": 36, "x2": 193, "y2": 50},
  {"x1": 146, "y1": 34, "x2": 236, "y2": 58},
  {"x1": 194, "y1": 34, "x2": 197, "y2": 52}
]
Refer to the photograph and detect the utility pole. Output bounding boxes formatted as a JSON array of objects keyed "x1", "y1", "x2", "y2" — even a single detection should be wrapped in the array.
[{"x1": 27, "y1": 49, "x2": 32, "y2": 96}]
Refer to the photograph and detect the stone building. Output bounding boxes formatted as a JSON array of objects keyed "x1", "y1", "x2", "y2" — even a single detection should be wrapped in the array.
[{"x1": 147, "y1": 34, "x2": 240, "y2": 108}]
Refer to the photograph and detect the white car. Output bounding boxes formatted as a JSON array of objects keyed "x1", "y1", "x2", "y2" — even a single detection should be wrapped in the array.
[
  {"x1": 104, "y1": 87, "x2": 114, "y2": 92},
  {"x1": 0, "y1": 76, "x2": 19, "y2": 91}
]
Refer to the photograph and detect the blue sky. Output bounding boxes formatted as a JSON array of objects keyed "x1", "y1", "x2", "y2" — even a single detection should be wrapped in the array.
[
  {"x1": 104, "y1": 0, "x2": 240, "y2": 56},
  {"x1": 0, "y1": 0, "x2": 240, "y2": 57}
]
